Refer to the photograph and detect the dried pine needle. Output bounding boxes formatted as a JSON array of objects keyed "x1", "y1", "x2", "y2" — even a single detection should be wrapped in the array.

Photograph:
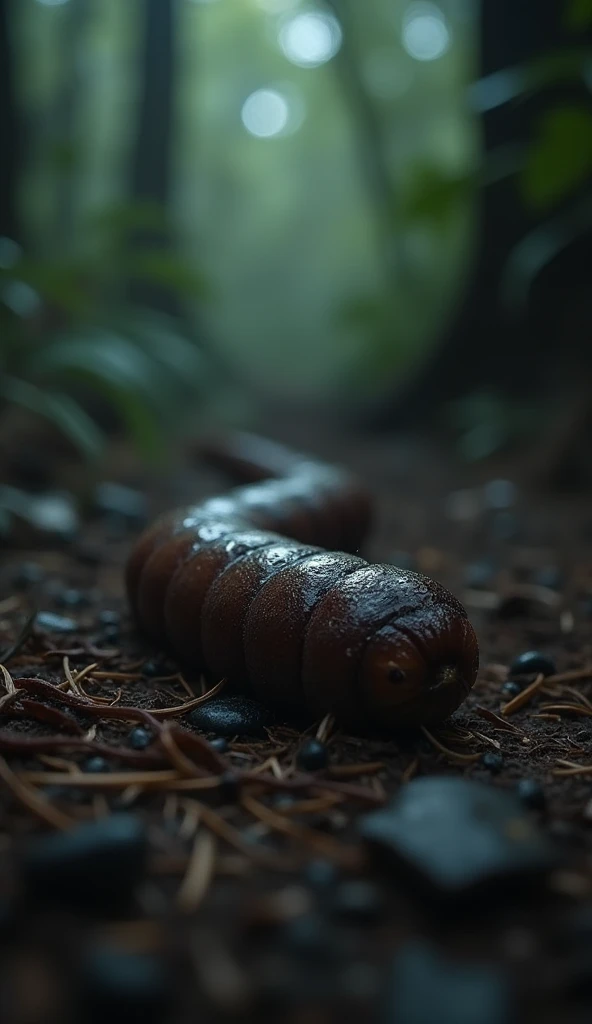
[{"x1": 176, "y1": 831, "x2": 217, "y2": 913}]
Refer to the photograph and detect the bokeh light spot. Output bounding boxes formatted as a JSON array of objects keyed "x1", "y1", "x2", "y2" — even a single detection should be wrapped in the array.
[
  {"x1": 279, "y1": 11, "x2": 342, "y2": 68},
  {"x1": 402, "y1": 3, "x2": 451, "y2": 62},
  {"x1": 241, "y1": 89, "x2": 290, "y2": 138}
]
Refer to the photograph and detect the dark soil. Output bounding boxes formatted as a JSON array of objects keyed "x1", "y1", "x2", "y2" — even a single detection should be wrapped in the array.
[{"x1": 1, "y1": 420, "x2": 592, "y2": 1024}]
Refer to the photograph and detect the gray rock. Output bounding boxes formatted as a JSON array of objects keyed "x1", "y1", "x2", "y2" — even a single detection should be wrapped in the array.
[{"x1": 359, "y1": 776, "x2": 557, "y2": 898}]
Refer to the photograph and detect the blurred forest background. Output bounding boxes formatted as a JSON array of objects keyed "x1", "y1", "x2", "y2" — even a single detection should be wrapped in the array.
[{"x1": 1, "y1": 0, "x2": 591, "y2": 486}]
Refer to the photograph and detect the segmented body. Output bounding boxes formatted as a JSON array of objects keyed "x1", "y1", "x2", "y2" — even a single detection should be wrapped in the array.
[{"x1": 126, "y1": 434, "x2": 478, "y2": 728}]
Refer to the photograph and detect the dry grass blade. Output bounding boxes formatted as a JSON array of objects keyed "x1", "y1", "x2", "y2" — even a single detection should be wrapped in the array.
[
  {"x1": 148, "y1": 678, "x2": 226, "y2": 717},
  {"x1": 274, "y1": 793, "x2": 343, "y2": 816},
  {"x1": 63, "y1": 656, "x2": 82, "y2": 696},
  {"x1": 402, "y1": 756, "x2": 419, "y2": 783},
  {"x1": 539, "y1": 704, "x2": 592, "y2": 717},
  {"x1": 545, "y1": 667, "x2": 592, "y2": 685},
  {"x1": 474, "y1": 705, "x2": 524, "y2": 733},
  {"x1": 328, "y1": 761, "x2": 385, "y2": 778},
  {"x1": 501, "y1": 673, "x2": 545, "y2": 716},
  {"x1": 0, "y1": 665, "x2": 17, "y2": 696},
  {"x1": 176, "y1": 830, "x2": 217, "y2": 913},
  {"x1": 552, "y1": 760, "x2": 592, "y2": 777},
  {"x1": 159, "y1": 726, "x2": 206, "y2": 777},
  {"x1": 241, "y1": 793, "x2": 362, "y2": 868},
  {"x1": 315, "y1": 714, "x2": 335, "y2": 743},
  {"x1": 183, "y1": 798, "x2": 292, "y2": 870},
  {"x1": 0, "y1": 755, "x2": 73, "y2": 829},
  {"x1": 420, "y1": 726, "x2": 481, "y2": 763}
]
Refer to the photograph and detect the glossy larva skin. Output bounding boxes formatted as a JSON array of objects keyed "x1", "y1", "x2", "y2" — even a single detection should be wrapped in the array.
[{"x1": 126, "y1": 434, "x2": 479, "y2": 728}]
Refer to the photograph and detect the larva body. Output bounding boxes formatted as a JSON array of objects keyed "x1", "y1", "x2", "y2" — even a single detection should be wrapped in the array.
[{"x1": 126, "y1": 434, "x2": 479, "y2": 728}]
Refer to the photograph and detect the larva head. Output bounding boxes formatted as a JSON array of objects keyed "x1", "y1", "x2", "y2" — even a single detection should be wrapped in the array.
[{"x1": 358, "y1": 602, "x2": 479, "y2": 729}]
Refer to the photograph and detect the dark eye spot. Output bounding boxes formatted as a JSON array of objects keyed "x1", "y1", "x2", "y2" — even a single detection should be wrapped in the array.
[{"x1": 388, "y1": 666, "x2": 406, "y2": 683}]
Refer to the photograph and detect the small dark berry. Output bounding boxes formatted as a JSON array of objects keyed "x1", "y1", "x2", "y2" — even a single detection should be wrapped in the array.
[
  {"x1": 509, "y1": 651, "x2": 556, "y2": 677},
  {"x1": 296, "y1": 738, "x2": 329, "y2": 772},
  {"x1": 209, "y1": 737, "x2": 228, "y2": 754},
  {"x1": 12, "y1": 562, "x2": 45, "y2": 589},
  {"x1": 85, "y1": 757, "x2": 109, "y2": 774},
  {"x1": 481, "y1": 752, "x2": 503, "y2": 773},
  {"x1": 98, "y1": 610, "x2": 120, "y2": 627},
  {"x1": 501, "y1": 681, "x2": 522, "y2": 698},
  {"x1": 128, "y1": 727, "x2": 151, "y2": 751},
  {"x1": 516, "y1": 778, "x2": 546, "y2": 811}
]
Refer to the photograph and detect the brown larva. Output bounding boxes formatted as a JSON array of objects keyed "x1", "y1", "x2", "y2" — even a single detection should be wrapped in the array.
[{"x1": 126, "y1": 433, "x2": 479, "y2": 728}]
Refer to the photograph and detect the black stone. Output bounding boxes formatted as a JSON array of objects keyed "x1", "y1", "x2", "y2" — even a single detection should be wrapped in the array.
[
  {"x1": 36, "y1": 611, "x2": 77, "y2": 634},
  {"x1": 84, "y1": 756, "x2": 109, "y2": 774},
  {"x1": 94, "y1": 482, "x2": 148, "y2": 526},
  {"x1": 501, "y1": 681, "x2": 522, "y2": 698},
  {"x1": 331, "y1": 880, "x2": 384, "y2": 923},
  {"x1": 79, "y1": 946, "x2": 171, "y2": 1024},
  {"x1": 296, "y1": 739, "x2": 329, "y2": 772},
  {"x1": 189, "y1": 695, "x2": 274, "y2": 738},
  {"x1": 209, "y1": 736, "x2": 229, "y2": 753},
  {"x1": 381, "y1": 942, "x2": 514, "y2": 1024},
  {"x1": 22, "y1": 814, "x2": 147, "y2": 913},
  {"x1": 12, "y1": 561, "x2": 45, "y2": 589},
  {"x1": 516, "y1": 779, "x2": 546, "y2": 811},
  {"x1": 509, "y1": 651, "x2": 556, "y2": 677},
  {"x1": 359, "y1": 776, "x2": 556, "y2": 898},
  {"x1": 480, "y1": 752, "x2": 503, "y2": 773},
  {"x1": 128, "y1": 727, "x2": 152, "y2": 751}
]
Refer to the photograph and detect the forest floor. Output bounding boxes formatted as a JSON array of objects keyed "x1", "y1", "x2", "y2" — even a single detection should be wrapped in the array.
[{"x1": 0, "y1": 419, "x2": 591, "y2": 1024}]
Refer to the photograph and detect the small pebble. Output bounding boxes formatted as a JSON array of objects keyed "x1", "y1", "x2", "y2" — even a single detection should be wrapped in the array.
[
  {"x1": 464, "y1": 560, "x2": 497, "y2": 589},
  {"x1": 94, "y1": 482, "x2": 148, "y2": 526},
  {"x1": 483, "y1": 479, "x2": 517, "y2": 510},
  {"x1": 102, "y1": 625, "x2": 120, "y2": 645},
  {"x1": 531, "y1": 566, "x2": 562, "y2": 590},
  {"x1": 501, "y1": 681, "x2": 522, "y2": 698},
  {"x1": 303, "y1": 859, "x2": 339, "y2": 889},
  {"x1": 80, "y1": 946, "x2": 171, "y2": 1024},
  {"x1": 128, "y1": 727, "x2": 152, "y2": 751},
  {"x1": 55, "y1": 588, "x2": 90, "y2": 610},
  {"x1": 209, "y1": 736, "x2": 229, "y2": 754},
  {"x1": 25, "y1": 491, "x2": 79, "y2": 540},
  {"x1": 296, "y1": 738, "x2": 329, "y2": 772},
  {"x1": 141, "y1": 659, "x2": 164, "y2": 678},
  {"x1": 481, "y1": 752, "x2": 503, "y2": 773},
  {"x1": 23, "y1": 814, "x2": 147, "y2": 913},
  {"x1": 331, "y1": 880, "x2": 384, "y2": 923},
  {"x1": 516, "y1": 779, "x2": 546, "y2": 811},
  {"x1": 509, "y1": 651, "x2": 556, "y2": 677},
  {"x1": 36, "y1": 611, "x2": 77, "y2": 634},
  {"x1": 189, "y1": 695, "x2": 273, "y2": 738},
  {"x1": 84, "y1": 756, "x2": 109, "y2": 774},
  {"x1": 98, "y1": 610, "x2": 121, "y2": 627},
  {"x1": 12, "y1": 561, "x2": 45, "y2": 588}
]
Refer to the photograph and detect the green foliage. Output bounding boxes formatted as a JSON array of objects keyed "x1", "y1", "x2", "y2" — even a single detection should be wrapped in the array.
[
  {"x1": 565, "y1": 0, "x2": 592, "y2": 31},
  {"x1": 0, "y1": 203, "x2": 207, "y2": 462},
  {"x1": 521, "y1": 105, "x2": 592, "y2": 210},
  {"x1": 449, "y1": 392, "x2": 539, "y2": 462}
]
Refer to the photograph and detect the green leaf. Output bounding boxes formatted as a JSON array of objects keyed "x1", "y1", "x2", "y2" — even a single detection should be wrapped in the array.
[
  {"x1": 0, "y1": 376, "x2": 104, "y2": 460},
  {"x1": 470, "y1": 47, "x2": 592, "y2": 113},
  {"x1": 565, "y1": 0, "x2": 592, "y2": 31},
  {"x1": 126, "y1": 251, "x2": 209, "y2": 297},
  {"x1": 501, "y1": 194, "x2": 592, "y2": 314},
  {"x1": 521, "y1": 105, "x2": 592, "y2": 210},
  {"x1": 400, "y1": 166, "x2": 474, "y2": 226},
  {"x1": 117, "y1": 310, "x2": 205, "y2": 384}
]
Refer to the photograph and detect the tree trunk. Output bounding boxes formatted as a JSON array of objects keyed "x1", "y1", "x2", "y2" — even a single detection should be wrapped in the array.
[
  {"x1": 369, "y1": 0, "x2": 592, "y2": 428},
  {"x1": 129, "y1": 0, "x2": 177, "y2": 312},
  {"x1": 0, "y1": 0, "x2": 21, "y2": 242},
  {"x1": 53, "y1": 0, "x2": 92, "y2": 247}
]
